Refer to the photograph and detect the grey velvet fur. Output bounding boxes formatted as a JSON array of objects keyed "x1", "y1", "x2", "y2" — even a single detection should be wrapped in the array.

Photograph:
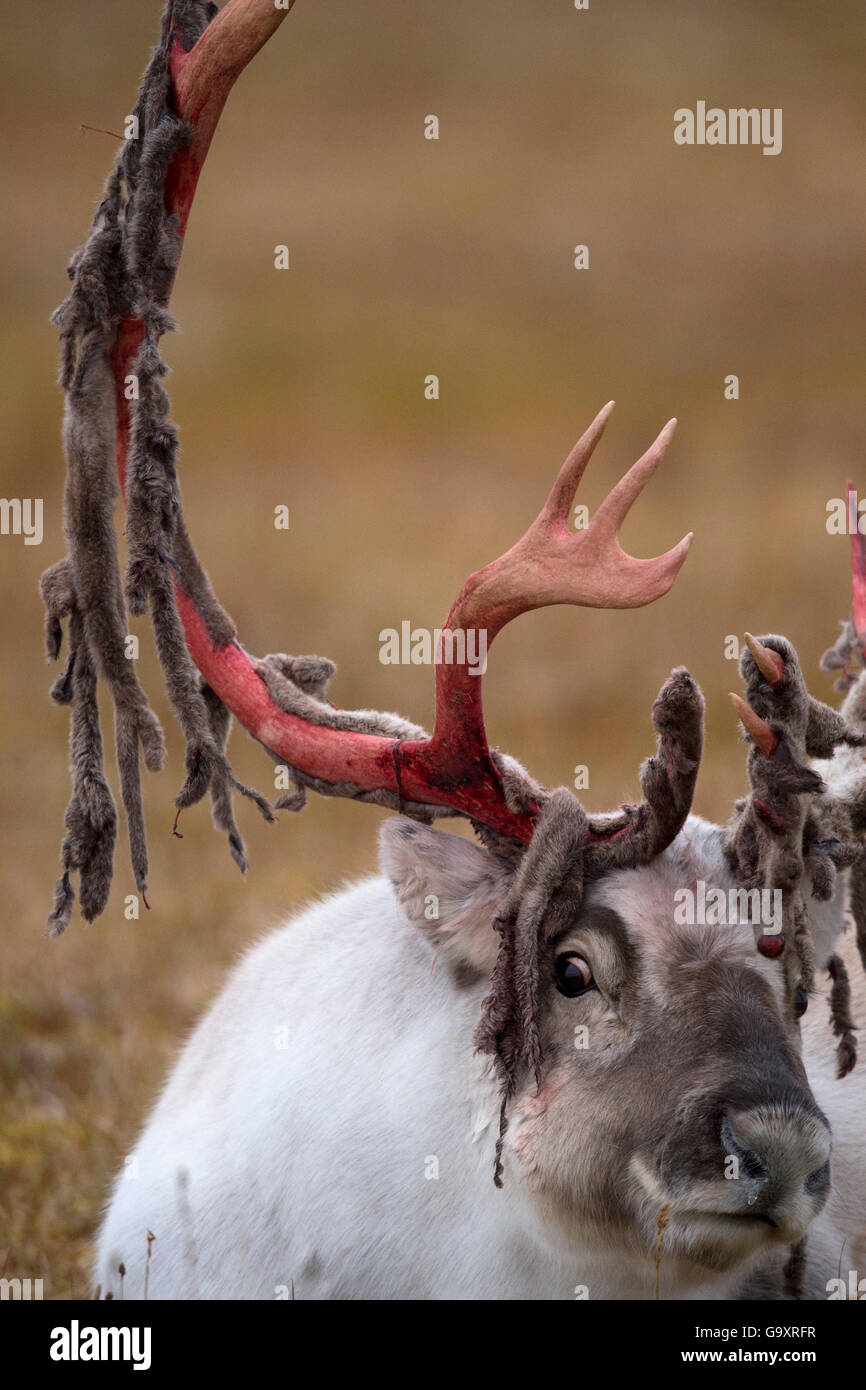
[
  {"x1": 820, "y1": 617, "x2": 866, "y2": 694},
  {"x1": 41, "y1": 1, "x2": 270, "y2": 932},
  {"x1": 725, "y1": 634, "x2": 866, "y2": 1079}
]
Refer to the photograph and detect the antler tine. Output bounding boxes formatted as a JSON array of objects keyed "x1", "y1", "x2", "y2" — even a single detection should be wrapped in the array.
[
  {"x1": 585, "y1": 667, "x2": 705, "y2": 870},
  {"x1": 539, "y1": 400, "x2": 616, "y2": 526},
  {"x1": 591, "y1": 417, "x2": 678, "y2": 538},
  {"x1": 744, "y1": 633, "x2": 785, "y2": 686},
  {"x1": 730, "y1": 691, "x2": 779, "y2": 757},
  {"x1": 590, "y1": 418, "x2": 694, "y2": 606}
]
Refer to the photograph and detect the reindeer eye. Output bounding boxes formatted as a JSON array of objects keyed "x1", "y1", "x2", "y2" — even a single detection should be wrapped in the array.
[
  {"x1": 554, "y1": 952, "x2": 595, "y2": 998},
  {"x1": 793, "y1": 985, "x2": 809, "y2": 1019}
]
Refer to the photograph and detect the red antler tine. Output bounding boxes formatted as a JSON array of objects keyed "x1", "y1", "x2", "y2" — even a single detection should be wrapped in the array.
[
  {"x1": 729, "y1": 692, "x2": 778, "y2": 758},
  {"x1": 744, "y1": 633, "x2": 784, "y2": 686}
]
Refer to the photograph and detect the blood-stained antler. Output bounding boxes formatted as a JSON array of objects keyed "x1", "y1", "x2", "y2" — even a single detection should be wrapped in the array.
[
  {"x1": 176, "y1": 408, "x2": 694, "y2": 845},
  {"x1": 42, "y1": 0, "x2": 701, "y2": 931},
  {"x1": 113, "y1": 2, "x2": 696, "y2": 844}
]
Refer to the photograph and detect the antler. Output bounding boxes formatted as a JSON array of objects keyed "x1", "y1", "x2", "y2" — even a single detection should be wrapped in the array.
[
  {"x1": 110, "y1": 3, "x2": 693, "y2": 845},
  {"x1": 112, "y1": 0, "x2": 296, "y2": 496},
  {"x1": 726, "y1": 632, "x2": 864, "y2": 983},
  {"x1": 43, "y1": 0, "x2": 700, "y2": 934},
  {"x1": 177, "y1": 407, "x2": 692, "y2": 842},
  {"x1": 426, "y1": 405, "x2": 690, "y2": 779}
]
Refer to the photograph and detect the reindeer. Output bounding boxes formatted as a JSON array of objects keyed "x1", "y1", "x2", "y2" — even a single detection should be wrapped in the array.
[{"x1": 40, "y1": 2, "x2": 866, "y2": 1299}]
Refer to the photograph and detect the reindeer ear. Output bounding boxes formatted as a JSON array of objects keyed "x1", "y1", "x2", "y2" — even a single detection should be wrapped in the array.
[{"x1": 379, "y1": 819, "x2": 512, "y2": 976}]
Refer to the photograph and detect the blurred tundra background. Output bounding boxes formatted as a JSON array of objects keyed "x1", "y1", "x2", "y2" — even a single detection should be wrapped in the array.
[{"x1": 1, "y1": 0, "x2": 864, "y2": 1295}]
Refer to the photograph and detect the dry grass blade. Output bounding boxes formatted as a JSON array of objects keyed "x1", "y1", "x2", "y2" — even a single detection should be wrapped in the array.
[{"x1": 654, "y1": 1202, "x2": 671, "y2": 1300}]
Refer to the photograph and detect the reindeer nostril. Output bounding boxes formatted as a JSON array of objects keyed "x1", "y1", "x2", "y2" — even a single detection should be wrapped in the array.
[
  {"x1": 739, "y1": 1148, "x2": 769, "y2": 1181},
  {"x1": 719, "y1": 1107, "x2": 831, "y2": 1225},
  {"x1": 720, "y1": 1114, "x2": 769, "y2": 1182}
]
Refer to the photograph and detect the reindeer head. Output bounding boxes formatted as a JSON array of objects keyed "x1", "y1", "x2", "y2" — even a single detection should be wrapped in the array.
[{"x1": 380, "y1": 810, "x2": 834, "y2": 1283}]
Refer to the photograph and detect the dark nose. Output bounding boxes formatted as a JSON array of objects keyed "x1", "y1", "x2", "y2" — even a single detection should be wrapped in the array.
[{"x1": 721, "y1": 1107, "x2": 831, "y2": 1229}]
